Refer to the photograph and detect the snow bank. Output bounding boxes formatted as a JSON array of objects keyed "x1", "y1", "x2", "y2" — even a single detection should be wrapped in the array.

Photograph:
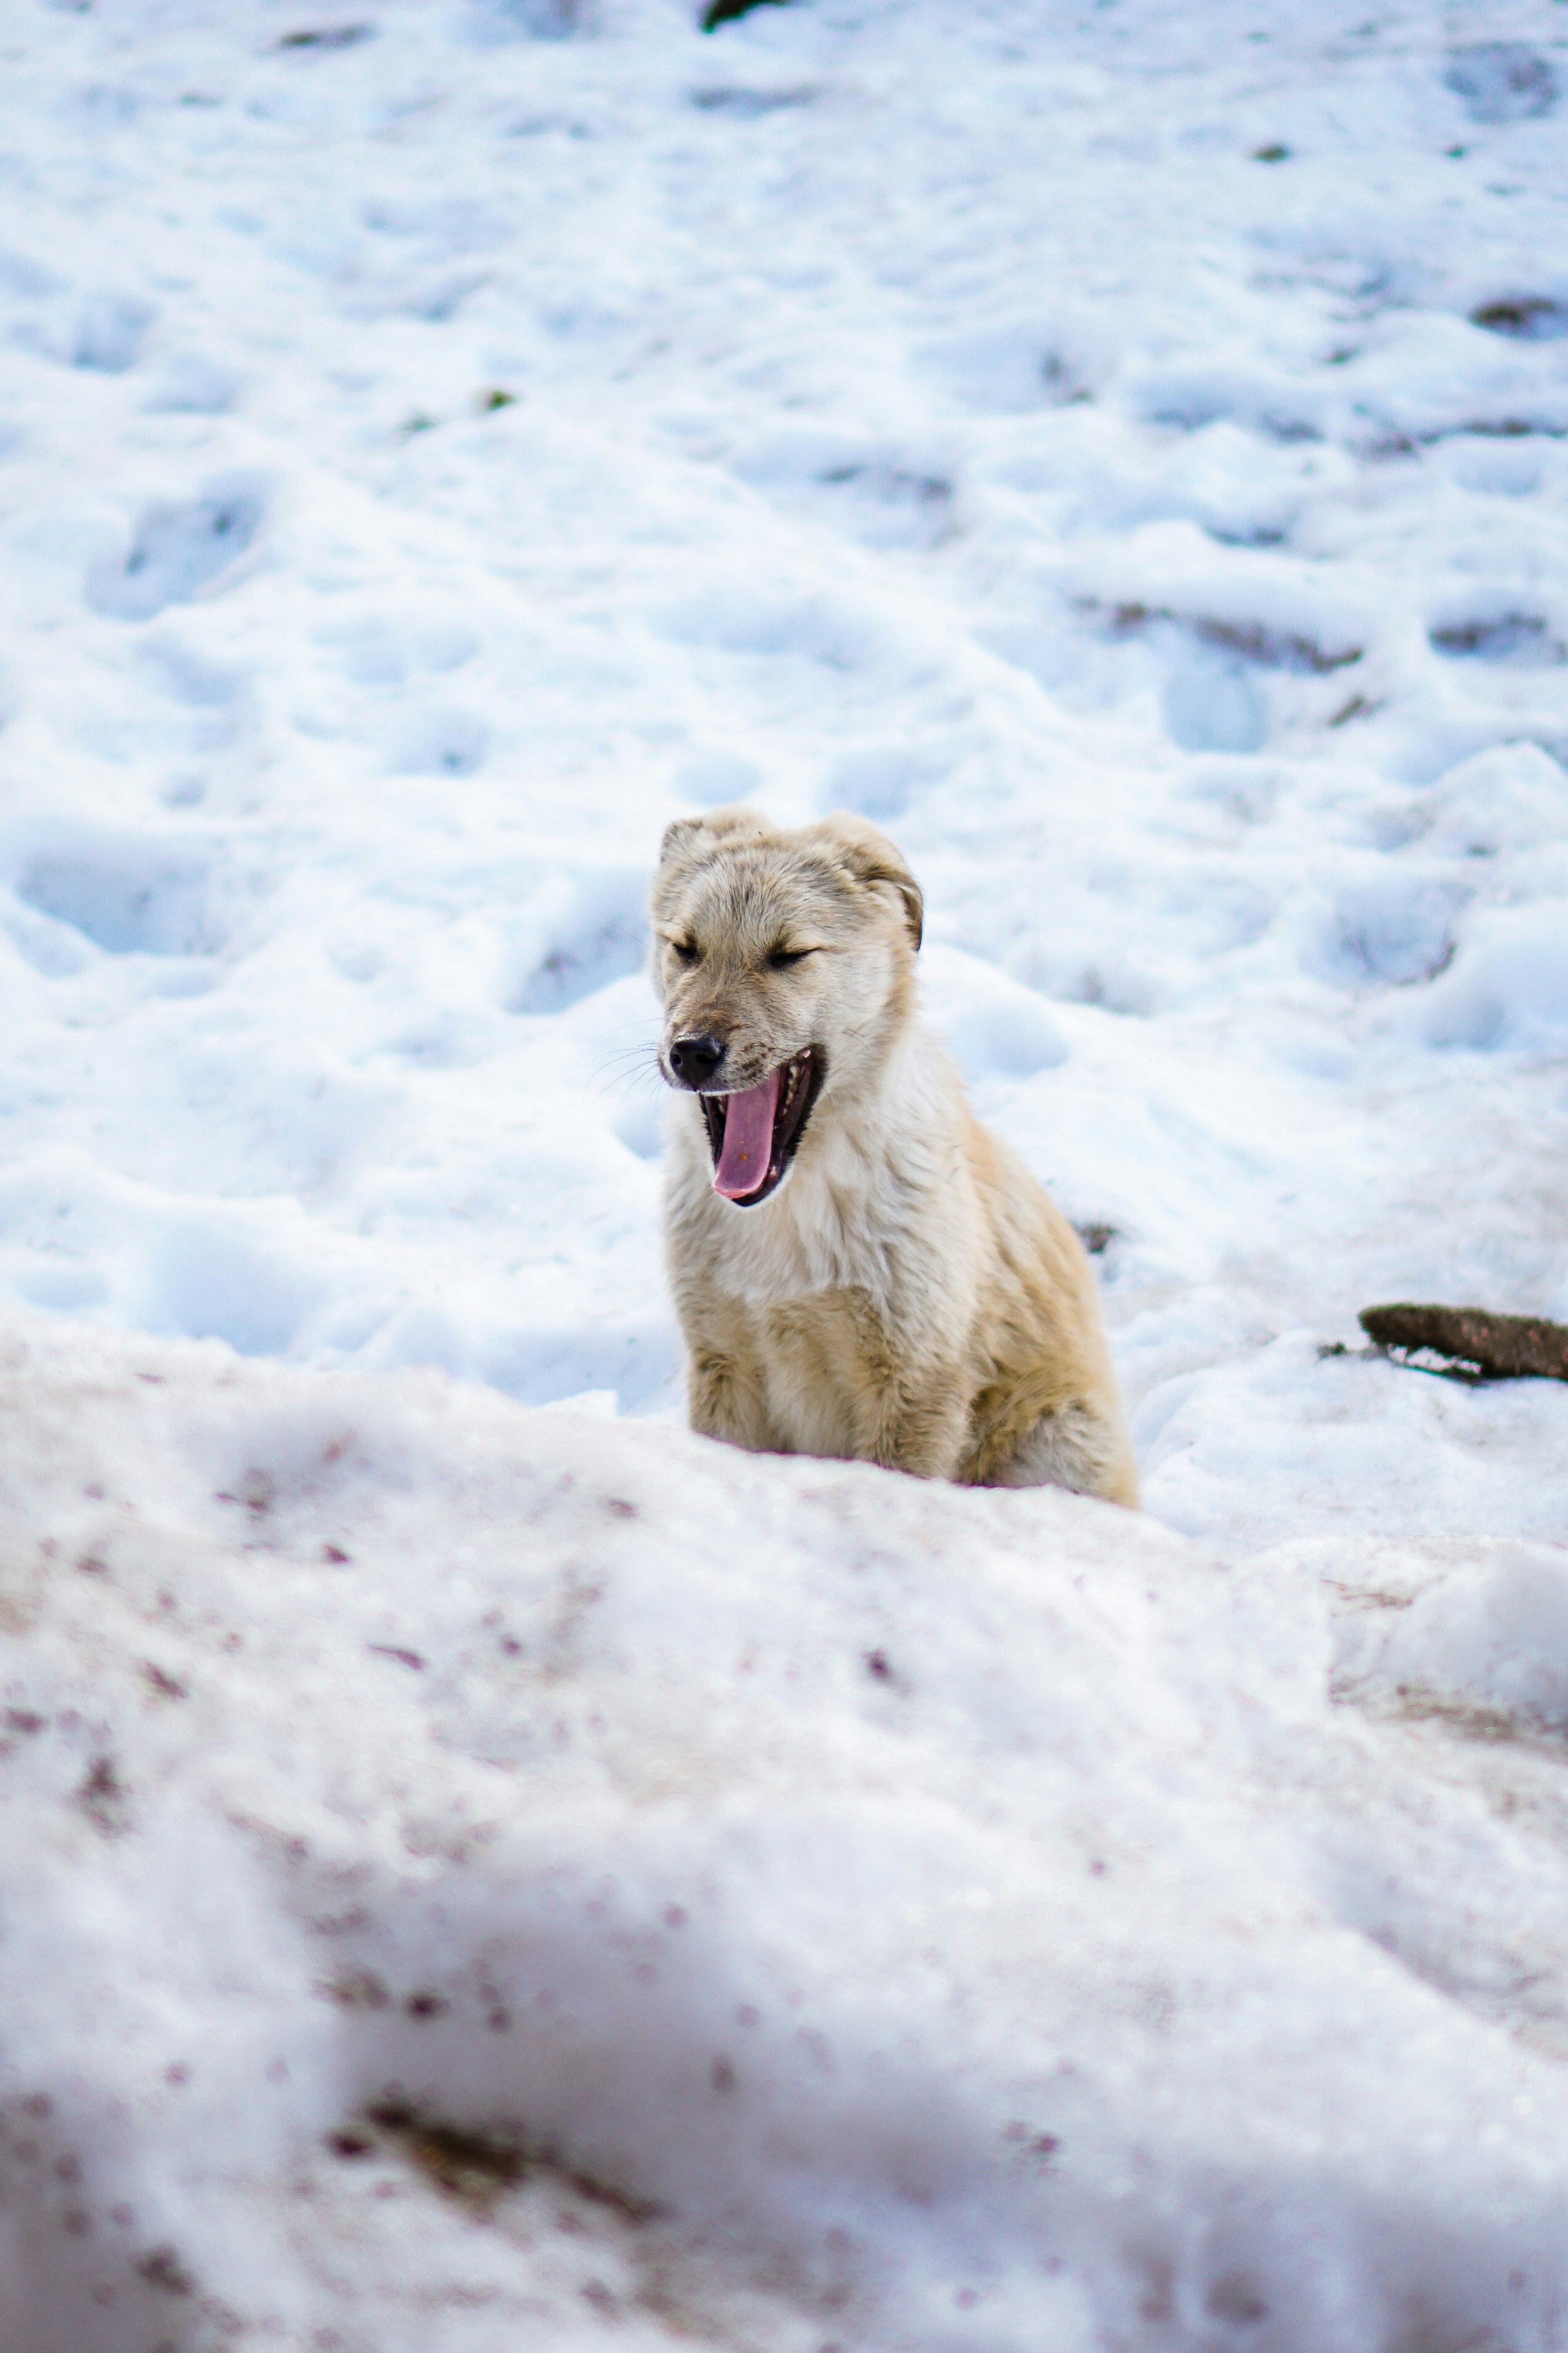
[{"x1": 2, "y1": 1312, "x2": 1568, "y2": 2350}]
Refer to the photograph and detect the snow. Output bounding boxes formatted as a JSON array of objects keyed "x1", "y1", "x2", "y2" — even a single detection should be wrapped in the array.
[
  {"x1": 1, "y1": 0, "x2": 1567, "y2": 2338},
  {"x1": 1423, "y1": 895, "x2": 1568, "y2": 1051},
  {"x1": 6, "y1": 1310, "x2": 1568, "y2": 2349}
]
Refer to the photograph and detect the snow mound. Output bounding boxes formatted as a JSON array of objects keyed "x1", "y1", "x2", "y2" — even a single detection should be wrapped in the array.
[{"x1": 3, "y1": 1314, "x2": 1568, "y2": 2351}]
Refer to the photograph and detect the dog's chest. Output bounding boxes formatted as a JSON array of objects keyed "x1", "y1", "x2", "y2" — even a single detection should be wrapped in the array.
[{"x1": 696, "y1": 1169, "x2": 887, "y2": 1308}]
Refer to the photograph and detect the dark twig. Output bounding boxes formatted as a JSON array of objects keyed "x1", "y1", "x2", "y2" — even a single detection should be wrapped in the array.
[{"x1": 1359, "y1": 1303, "x2": 1568, "y2": 1384}]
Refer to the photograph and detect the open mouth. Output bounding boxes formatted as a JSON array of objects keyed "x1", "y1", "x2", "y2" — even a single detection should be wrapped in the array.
[{"x1": 701, "y1": 1047, "x2": 823, "y2": 1207}]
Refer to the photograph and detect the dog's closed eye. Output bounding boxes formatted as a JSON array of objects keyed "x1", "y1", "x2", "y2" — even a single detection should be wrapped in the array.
[
  {"x1": 669, "y1": 939, "x2": 700, "y2": 964},
  {"x1": 767, "y1": 945, "x2": 814, "y2": 969}
]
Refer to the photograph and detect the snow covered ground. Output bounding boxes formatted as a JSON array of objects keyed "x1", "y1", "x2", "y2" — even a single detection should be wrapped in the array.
[
  {"x1": 8, "y1": 1311, "x2": 1568, "y2": 2351},
  {"x1": 3, "y1": 0, "x2": 1567, "y2": 1544},
  {"x1": 1, "y1": 0, "x2": 1568, "y2": 2341}
]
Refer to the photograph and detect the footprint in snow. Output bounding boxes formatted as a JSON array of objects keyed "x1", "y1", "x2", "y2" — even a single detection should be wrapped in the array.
[
  {"x1": 12, "y1": 835, "x2": 225, "y2": 960},
  {"x1": 691, "y1": 86, "x2": 813, "y2": 118},
  {"x1": 507, "y1": 870, "x2": 649, "y2": 1015},
  {"x1": 1444, "y1": 44, "x2": 1558, "y2": 125},
  {"x1": 389, "y1": 709, "x2": 489, "y2": 778},
  {"x1": 144, "y1": 352, "x2": 241, "y2": 415},
  {"x1": 1430, "y1": 614, "x2": 1559, "y2": 665},
  {"x1": 86, "y1": 482, "x2": 265, "y2": 621},
  {"x1": 1164, "y1": 644, "x2": 1270, "y2": 756},
  {"x1": 71, "y1": 293, "x2": 155, "y2": 375},
  {"x1": 1313, "y1": 876, "x2": 1455, "y2": 991},
  {"x1": 1471, "y1": 299, "x2": 1568, "y2": 344},
  {"x1": 462, "y1": 0, "x2": 584, "y2": 42}
]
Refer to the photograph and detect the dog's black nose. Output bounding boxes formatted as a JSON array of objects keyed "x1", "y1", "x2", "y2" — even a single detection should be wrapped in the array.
[{"x1": 669, "y1": 1034, "x2": 726, "y2": 1090}]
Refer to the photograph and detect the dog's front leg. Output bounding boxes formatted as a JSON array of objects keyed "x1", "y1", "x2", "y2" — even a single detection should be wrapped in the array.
[
  {"x1": 862, "y1": 1363, "x2": 971, "y2": 1481},
  {"x1": 670, "y1": 1272, "x2": 779, "y2": 1453},
  {"x1": 769, "y1": 1290, "x2": 970, "y2": 1480},
  {"x1": 688, "y1": 1352, "x2": 775, "y2": 1453},
  {"x1": 684, "y1": 1296, "x2": 781, "y2": 1455}
]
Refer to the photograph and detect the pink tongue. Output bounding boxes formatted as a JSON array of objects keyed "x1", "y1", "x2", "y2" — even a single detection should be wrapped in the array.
[{"x1": 713, "y1": 1068, "x2": 781, "y2": 1199}]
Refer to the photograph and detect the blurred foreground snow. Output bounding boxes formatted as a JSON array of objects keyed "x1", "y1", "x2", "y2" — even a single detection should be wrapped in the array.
[{"x1": 4, "y1": 1311, "x2": 1568, "y2": 2348}]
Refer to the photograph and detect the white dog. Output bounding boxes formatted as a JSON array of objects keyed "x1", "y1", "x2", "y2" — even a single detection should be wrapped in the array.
[{"x1": 649, "y1": 808, "x2": 1138, "y2": 1504}]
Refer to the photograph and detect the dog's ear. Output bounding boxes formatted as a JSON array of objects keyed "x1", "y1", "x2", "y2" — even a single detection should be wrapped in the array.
[
  {"x1": 656, "y1": 806, "x2": 771, "y2": 874},
  {"x1": 653, "y1": 807, "x2": 772, "y2": 926},
  {"x1": 811, "y1": 814, "x2": 924, "y2": 952}
]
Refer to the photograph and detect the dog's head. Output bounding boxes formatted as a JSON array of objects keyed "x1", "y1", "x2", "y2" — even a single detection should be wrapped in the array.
[{"x1": 648, "y1": 808, "x2": 923, "y2": 1207}]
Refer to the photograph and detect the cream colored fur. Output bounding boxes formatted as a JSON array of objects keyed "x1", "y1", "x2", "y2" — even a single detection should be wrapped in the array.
[{"x1": 649, "y1": 808, "x2": 1140, "y2": 1506}]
